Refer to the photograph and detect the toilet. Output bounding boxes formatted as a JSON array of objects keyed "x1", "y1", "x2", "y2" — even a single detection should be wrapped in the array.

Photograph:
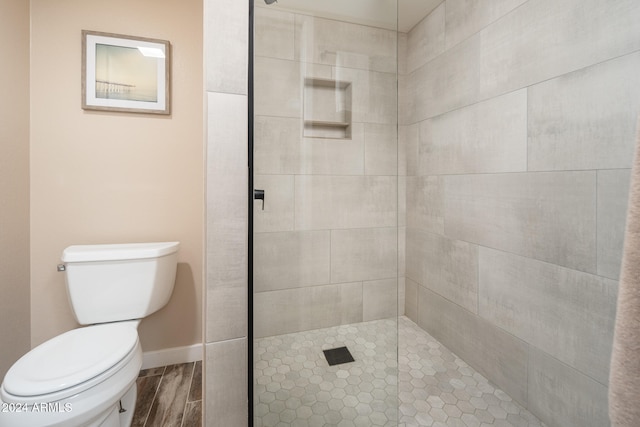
[{"x1": 0, "y1": 241, "x2": 179, "y2": 427}]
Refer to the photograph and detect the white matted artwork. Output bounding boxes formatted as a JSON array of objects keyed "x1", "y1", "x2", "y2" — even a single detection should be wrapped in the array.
[{"x1": 82, "y1": 30, "x2": 171, "y2": 115}]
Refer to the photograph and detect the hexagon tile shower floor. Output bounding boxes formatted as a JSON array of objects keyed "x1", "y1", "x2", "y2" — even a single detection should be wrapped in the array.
[{"x1": 254, "y1": 317, "x2": 546, "y2": 427}]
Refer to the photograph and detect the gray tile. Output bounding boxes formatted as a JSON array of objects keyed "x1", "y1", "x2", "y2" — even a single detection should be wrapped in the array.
[
  {"x1": 416, "y1": 286, "x2": 529, "y2": 406},
  {"x1": 528, "y1": 347, "x2": 610, "y2": 427},
  {"x1": 404, "y1": 34, "x2": 481, "y2": 123},
  {"x1": 479, "y1": 0, "x2": 640, "y2": 99},
  {"x1": 528, "y1": 52, "x2": 640, "y2": 171},
  {"x1": 444, "y1": 0, "x2": 527, "y2": 50},
  {"x1": 406, "y1": 228, "x2": 478, "y2": 313},
  {"x1": 400, "y1": 123, "x2": 419, "y2": 176},
  {"x1": 253, "y1": 174, "x2": 295, "y2": 233},
  {"x1": 406, "y1": 176, "x2": 444, "y2": 234},
  {"x1": 254, "y1": 116, "x2": 301, "y2": 175},
  {"x1": 206, "y1": 285, "x2": 247, "y2": 343},
  {"x1": 254, "y1": 56, "x2": 301, "y2": 118},
  {"x1": 404, "y1": 278, "x2": 418, "y2": 324},
  {"x1": 253, "y1": 283, "x2": 363, "y2": 337},
  {"x1": 331, "y1": 227, "x2": 398, "y2": 284},
  {"x1": 398, "y1": 32, "x2": 408, "y2": 77},
  {"x1": 295, "y1": 14, "x2": 397, "y2": 73},
  {"x1": 363, "y1": 278, "x2": 398, "y2": 321},
  {"x1": 254, "y1": 117, "x2": 366, "y2": 176},
  {"x1": 364, "y1": 123, "x2": 398, "y2": 176},
  {"x1": 205, "y1": 339, "x2": 248, "y2": 427},
  {"x1": 332, "y1": 67, "x2": 397, "y2": 125},
  {"x1": 253, "y1": 230, "x2": 330, "y2": 292},
  {"x1": 444, "y1": 171, "x2": 597, "y2": 273},
  {"x1": 598, "y1": 169, "x2": 632, "y2": 280},
  {"x1": 206, "y1": 92, "x2": 248, "y2": 343},
  {"x1": 255, "y1": 6, "x2": 295, "y2": 60},
  {"x1": 294, "y1": 176, "x2": 397, "y2": 230},
  {"x1": 418, "y1": 89, "x2": 527, "y2": 175},
  {"x1": 204, "y1": 0, "x2": 248, "y2": 94},
  {"x1": 479, "y1": 247, "x2": 618, "y2": 385},
  {"x1": 406, "y1": 2, "x2": 445, "y2": 74}
]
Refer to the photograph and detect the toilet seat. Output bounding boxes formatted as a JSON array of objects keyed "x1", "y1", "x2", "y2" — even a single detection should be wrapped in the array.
[{"x1": 1, "y1": 323, "x2": 138, "y2": 403}]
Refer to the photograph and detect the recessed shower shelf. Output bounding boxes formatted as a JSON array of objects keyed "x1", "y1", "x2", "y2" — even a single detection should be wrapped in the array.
[{"x1": 303, "y1": 78, "x2": 352, "y2": 139}]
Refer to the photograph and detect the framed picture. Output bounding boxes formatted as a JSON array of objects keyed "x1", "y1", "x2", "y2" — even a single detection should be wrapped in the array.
[{"x1": 82, "y1": 30, "x2": 171, "y2": 115}]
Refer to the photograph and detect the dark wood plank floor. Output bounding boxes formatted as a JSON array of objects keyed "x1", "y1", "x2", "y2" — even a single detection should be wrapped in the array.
[{"x1": 133, "y1": 361, "x2": 202, "y2": 427}]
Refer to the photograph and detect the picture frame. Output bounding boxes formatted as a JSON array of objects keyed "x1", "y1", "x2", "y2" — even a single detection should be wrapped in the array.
[{"x1": 82, "y1": 30, "x2": 171, "y2": 115}]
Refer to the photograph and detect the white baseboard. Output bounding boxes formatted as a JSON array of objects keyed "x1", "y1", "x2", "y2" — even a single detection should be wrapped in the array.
[{"x1": 142, "y1": 343, "x2": 203, "y2": 370}]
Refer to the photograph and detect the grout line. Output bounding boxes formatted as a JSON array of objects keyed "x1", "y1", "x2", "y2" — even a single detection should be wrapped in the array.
[
  {"x1": 179, "y1": 362, "x2": 197, "y2": 427},
  {"x1": 141, "y1": 372, "x2": 163, "y2": 427}
]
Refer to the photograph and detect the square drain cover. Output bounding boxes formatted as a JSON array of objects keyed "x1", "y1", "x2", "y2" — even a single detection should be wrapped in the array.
[{"x1": 323, "y1": 346, "x2": 355, "y2": 366}]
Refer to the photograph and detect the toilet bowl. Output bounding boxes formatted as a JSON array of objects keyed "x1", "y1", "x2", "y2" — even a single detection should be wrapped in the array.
[{"x1": 0, "y1": 242, "x2": 179, "y2": 427}]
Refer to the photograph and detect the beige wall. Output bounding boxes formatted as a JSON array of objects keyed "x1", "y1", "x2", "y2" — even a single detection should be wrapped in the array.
[
  {"x1": 0, "y1": 0, "x2": 31, "y2": 381},
  {"x1": 30, "y1": 0, "x2": 203, "y2": 352}
]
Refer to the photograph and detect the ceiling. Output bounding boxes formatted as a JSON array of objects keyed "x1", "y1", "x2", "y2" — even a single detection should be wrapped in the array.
[{"x1": 255, "y1": 0, "x2": 442, "y2": 33}]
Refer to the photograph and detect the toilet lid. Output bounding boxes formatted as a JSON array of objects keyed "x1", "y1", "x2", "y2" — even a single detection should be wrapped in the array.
[{"x1": 3, "y1": 323, "x2": 138, "y2": 397}]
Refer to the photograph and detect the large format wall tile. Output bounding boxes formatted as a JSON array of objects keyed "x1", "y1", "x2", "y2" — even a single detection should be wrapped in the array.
[
  {"x1": 254, "y1": 7, "x2": 295, "y2": 60},
  {"x1": 528, "y1": 52, "x2": 640, "y2": 171},
  {"x1": 253, "y1": 230, "x2": 330, "y2": 292},
  {"x1": 417, "y1": 286, "x2": 529, "y2": 405},
  {"x1": 399, "y1": 124, "x2": 418, "y2": 176},
  {"x1": 363, "y1": 278, "x2": 398, "y2": 321},
  {"x1": 295, "y1": 176, "x2": 397, "y2": 230},
  {"x1": 479, "y1": 0, "x2": 640, "y2": 100},
  {"x1": 418, "y1": 89, "x2": 527, "y2": 175},
  {"x1": 204, "y1": 0, "x2": 248, "y2": 94},
  {"x1": 331, "y1": 227, "x2": 398, "y2": 283},
  {"x1": 444, "y1": 0, "x2": 527, "y2": 51},
  {"x1": 406, "y1": 176, "x2": 443, "y2": 233},
  {"x1": 479, "y1": 248, "x2": 618, "y2": 385},
  {"x1": 405, "y1": 35, "x2": 481, "y2": 123},
  {"x1": 406, "y1": 2, "x2": 444, "y2": 74},
  {"x1": 406, "y1": 228, "x2": 478, "y2": 313},
  {"x1": 597, "y1": 169, "x2": 631, "y2": 280},
  {"x1": 254, "y1": 117, "x2": 365, "y2": 175},
  {"x1": 528, "y1": 347, "x2": 610, "y2": 427},
  {"x1": 444, "y1": 171, "x2": 597, "y2": 273},
  {"x1": 295, "y1": 14, "x2": 396, "y2": 73},
  {"x1": 254, "y1": 116, "x2": 302, "y2": 175},
  {"x1": 206, "y1": 92, "x2": 248, "y2": 343},
  {"x1": 332, "y1": 67, "x2": 397, "y2": 125},
  {"x1": 254, "y1": 57, "x2": 301, "y2": 118},
  {"x1": 364, "y1": 123, "x2": 397, "y2": 176},
  {"x1": 404, "y1": 278, "x2": 418, "y2": 322},
  {"x1": 254, "y1": 282, "x2": 363, "y2": 338},
  {"x1": 205, "y1": 339, "x2": 247, "y2": 426},
  {"x1": 253, "y1": 174, "x2": 294, "y2": 233}
]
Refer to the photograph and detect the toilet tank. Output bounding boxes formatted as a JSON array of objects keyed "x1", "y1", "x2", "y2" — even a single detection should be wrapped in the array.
[{"x1": 61, "y1": 242, "x2": 179, "y2": 325}]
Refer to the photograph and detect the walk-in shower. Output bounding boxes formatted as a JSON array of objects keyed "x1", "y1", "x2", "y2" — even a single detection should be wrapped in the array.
[
  {"x1": 251, "y1": 0, "x2": 400, "y2": 425},
  {"x1": 249, "y1": 1, "x2": 638, "y2": 426}
]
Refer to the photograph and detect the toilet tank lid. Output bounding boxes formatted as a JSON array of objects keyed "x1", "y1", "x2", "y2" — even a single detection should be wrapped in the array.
[{"x1": 62, "y1": 241, "x2": 179, "y2": 262}]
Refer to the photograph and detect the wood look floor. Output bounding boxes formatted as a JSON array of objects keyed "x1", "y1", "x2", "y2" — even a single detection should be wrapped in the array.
[{"x1": 133, "y1": 361, "x2": 202, "y2": 427}]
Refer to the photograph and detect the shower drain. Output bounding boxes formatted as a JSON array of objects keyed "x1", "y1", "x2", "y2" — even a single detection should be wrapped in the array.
[{"x1": 322, "y1": 346, "x2": 355, "y2": 366}]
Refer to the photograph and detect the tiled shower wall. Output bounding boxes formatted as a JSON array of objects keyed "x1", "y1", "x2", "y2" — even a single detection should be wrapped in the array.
[
  {"x1": 252, "y1": 6, "x2": 400, "y2": 338},
  {"x1": 204, "y1": 0, "x2": 249, "y2": 425},
  {"x1": 400, "y1": 1, "x2": 640, "y2": 427}
]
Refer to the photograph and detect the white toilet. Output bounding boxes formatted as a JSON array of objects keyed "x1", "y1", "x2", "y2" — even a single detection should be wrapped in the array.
[{"x1": 0, "y1": 241, "x2": 179, "y2": 427}]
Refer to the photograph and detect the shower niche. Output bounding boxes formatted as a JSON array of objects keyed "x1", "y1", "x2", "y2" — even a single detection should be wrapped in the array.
[{"x1": 303, "y1": 77, "x2": 352, "y2": 139}]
